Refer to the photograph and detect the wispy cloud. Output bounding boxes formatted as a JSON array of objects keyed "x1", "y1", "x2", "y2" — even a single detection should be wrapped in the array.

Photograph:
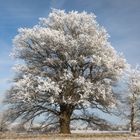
[
  {"x1": 50, "y1": 0, "x2": 66, "y2": 9},
  {"x1": 0, "y1": 78, "x2": 9, "y2": 84}
]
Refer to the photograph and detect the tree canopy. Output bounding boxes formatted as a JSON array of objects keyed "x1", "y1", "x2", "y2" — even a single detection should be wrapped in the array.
[{"x1": 5, "y1": 9, "x2": 126, "y2": 134}]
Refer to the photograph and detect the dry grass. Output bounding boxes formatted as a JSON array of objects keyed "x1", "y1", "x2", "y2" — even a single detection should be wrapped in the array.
[{"x1": 0, "y1": 132, "x2": 140, "y2": 140}]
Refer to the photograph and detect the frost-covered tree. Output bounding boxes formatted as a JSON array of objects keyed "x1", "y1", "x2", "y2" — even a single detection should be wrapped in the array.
[
  {"x1": 123, "y1": 66, "x2": 140, "y2": 133},
  {"x1": 5, "y1": 9, "x2": 126, "y2": 134},
  {"x1": 0, "y1": 112, "x2": 9, "y2": 132}
]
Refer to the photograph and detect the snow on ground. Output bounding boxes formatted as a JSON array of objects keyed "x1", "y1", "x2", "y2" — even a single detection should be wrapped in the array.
[{"x1": 71, "y1": 130, "x2": 130, "y2": 134}]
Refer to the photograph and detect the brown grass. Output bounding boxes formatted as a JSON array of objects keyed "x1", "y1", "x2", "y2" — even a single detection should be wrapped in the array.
[{"x1": 0, "y1": 132, "x2": 133, "y2": 139}]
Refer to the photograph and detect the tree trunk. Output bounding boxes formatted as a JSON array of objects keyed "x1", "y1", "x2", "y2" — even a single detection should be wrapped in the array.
[
  {"x1": 130, "y1": 102, "x2": 135, "y2": 133},
  {"x1": 59, "y1": 112, "x2": 71, "y2": 134},
  {"x1": 59, "y1": 104, "x2": 73, "y2": 134}
]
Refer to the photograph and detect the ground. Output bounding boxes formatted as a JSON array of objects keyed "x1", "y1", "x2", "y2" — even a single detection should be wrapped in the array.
[
  {"x1": 0, "y1": 137, "x2": 139, "y2": 140},
  {"x1": 0, "y1": 132, "x2": 140, "y2": 140}
]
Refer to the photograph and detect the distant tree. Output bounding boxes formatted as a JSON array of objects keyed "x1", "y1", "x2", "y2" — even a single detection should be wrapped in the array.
[
  {"x1": 11, "y1": 123, "x2": 26, "y2": 133},
  {"x1": 0, "y1": 113, "x2": 9, "y2": 132},
  {"x1": 5, "y1": 9, "x2": 126, "y2": 134},
  {"x1": 125, "y1": 66, "x2": 140, "y2": 133}
]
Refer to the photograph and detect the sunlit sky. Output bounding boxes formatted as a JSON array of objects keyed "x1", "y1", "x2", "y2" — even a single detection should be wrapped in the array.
[{"x1": 0, "y1": 0, "x2": 140, "y2": 114}]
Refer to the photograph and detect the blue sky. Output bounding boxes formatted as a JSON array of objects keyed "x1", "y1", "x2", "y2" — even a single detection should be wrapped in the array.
[{"x1": 0, "y1": 0, "x2": 140, "y2": 112}]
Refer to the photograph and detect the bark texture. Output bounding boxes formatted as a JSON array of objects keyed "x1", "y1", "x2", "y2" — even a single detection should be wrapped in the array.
[{"x1": 59, "y1": 104, "x2": 73, "y2": 134}]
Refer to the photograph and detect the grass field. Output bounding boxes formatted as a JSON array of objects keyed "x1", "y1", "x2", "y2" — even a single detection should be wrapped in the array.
[{"x1": 0, "y1": 132, "x2": 140, "y2": 140}]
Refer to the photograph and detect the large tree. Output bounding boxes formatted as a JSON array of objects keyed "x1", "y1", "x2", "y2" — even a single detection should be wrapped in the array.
[{"x1": 5, "y1": 9, "x2": 126, "y2": 134}]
